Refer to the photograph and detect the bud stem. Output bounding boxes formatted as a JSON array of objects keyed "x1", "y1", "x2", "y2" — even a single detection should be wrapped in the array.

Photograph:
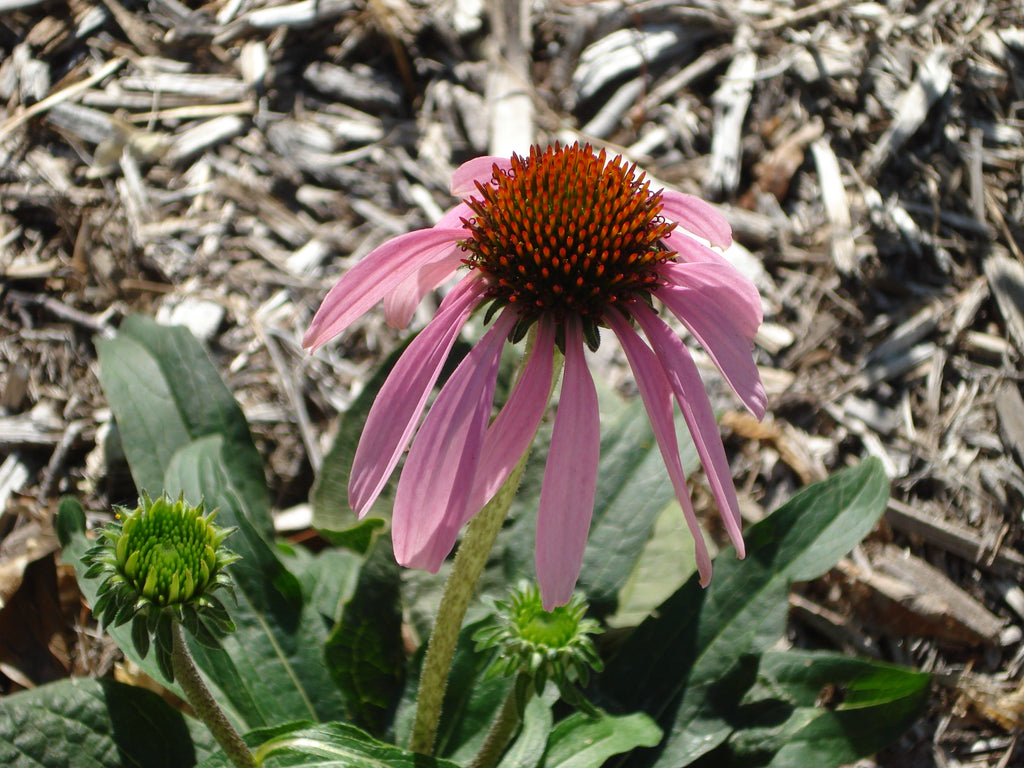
[
  {"x1": 468, "y1": 676, "x2": 526, "y2": 768},
  {"x1": 408, "y1": 333, "x2": 563, "y2": 756},
  {"x1": 171, "y1": 623, "x2": 255, "y2": 768}
]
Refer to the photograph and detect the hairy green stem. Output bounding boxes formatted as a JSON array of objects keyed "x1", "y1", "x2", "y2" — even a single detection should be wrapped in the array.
[
  {"x1": 171, "y1": 623, "x2": 255, "y2": 768},
  {"x1": 469, "y1": 677, "x2": 527, "y2": 768},
  {"x1": 408, "y1": 335, "x2": 563, "y2": 756}
]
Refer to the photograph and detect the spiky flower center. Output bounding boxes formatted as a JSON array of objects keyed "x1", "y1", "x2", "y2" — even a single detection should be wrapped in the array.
[
  {"x1": 462, "y1": 143, "x2": 675, "y2": 328},
  {"x1": 116, "y1": 496, "x2": 219, "y2": 606},
  {"x1": 520, "y1": 604, "x2": 576, "y2": 647}
]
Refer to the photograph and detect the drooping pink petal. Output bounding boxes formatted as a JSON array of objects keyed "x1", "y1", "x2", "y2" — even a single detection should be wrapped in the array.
[
  {"x1": 658, "y1": 262, "x2": 766, "y2": 419},
  {"x1": 392, "y1": 311, "x2": 517, "y2": 572},
  {"x1": 464, "y1": 317, "x2": 556, "y2": 519},
  {"x1": 349, "y1": 276, "x2": 487, "y2": 516},
  {"x1": 303, "y1": 227, "x2": 466, "y2": 350},
  {"x1": 383, "y1": 248, "x2": 465, "y2": 328},
  {"x1": 659, "y1": 190, "x2": 733, "y2": 250},
  {"x1": 535, "y1": 318, "x2": 600, "y2": 611},
  {"x1": 450, "y1": 156, "x2": 513, "y2": 198},
  {"x1": 608, "y1": 312, "x2": 712, "y2": 586},
  {"x1": 631, "y1": 303, "x2": 746, "y2": 558}
]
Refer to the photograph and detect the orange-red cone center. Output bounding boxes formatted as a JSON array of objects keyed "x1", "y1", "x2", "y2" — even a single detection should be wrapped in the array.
[{"x1": 461, "y1": 144, "x2": 675, "y2": 330}]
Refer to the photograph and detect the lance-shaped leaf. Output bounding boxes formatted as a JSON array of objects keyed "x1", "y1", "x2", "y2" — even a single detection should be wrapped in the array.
[{"x1": 600, "y1": 458, "x2": 891, "y2": 766}]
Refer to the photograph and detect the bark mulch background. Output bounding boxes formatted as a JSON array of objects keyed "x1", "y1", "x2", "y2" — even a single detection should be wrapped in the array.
[{"x1": 2, "y1": 0, "x2": 1024, "y2": 764}]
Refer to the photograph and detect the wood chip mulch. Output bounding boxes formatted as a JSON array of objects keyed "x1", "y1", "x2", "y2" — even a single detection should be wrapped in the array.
[{"x1": 2, "y1": 0, "x2": 1024, "y2": 764}]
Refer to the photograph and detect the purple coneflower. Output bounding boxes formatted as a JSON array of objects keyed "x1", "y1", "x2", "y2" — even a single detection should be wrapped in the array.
[{"x1": 305, "y1": 143, "x2": 766, "y2": 609}]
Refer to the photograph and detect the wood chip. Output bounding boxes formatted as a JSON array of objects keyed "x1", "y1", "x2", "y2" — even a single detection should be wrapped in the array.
[
  {"x1": 119, "y1": 72, "x2": 249, "y2": 101},
  {"x1": 885, "y1": 498, "x2": 1024, "y2": 577},
  {"x1": 0, "y1": 0, "x2": 49, "y2": 12},
  {"x1": 863, "y1": 46, "x2": 953, "y2": 177},
  {"x1": 304, "y1": 62, "x2": 402, "y2": 112},
  {"x1": 164, "y1": 115, "x2": 247, "y2": 165},
  {"x1": 995, "y1": 383, "x2": 1024, "y2": 471},
  {"x1": 0, "y1": 520, "x2": 60, "y2": 609},
  {"x1": 840, "y1": 546, "x2": 1008, "y2": 647},
  {"x1": 0, "y1": 57, "x2": 125, "y2": 141},
  {"x1": 984, "y1": 251, "x2": 1024, "y2": 357},
  {"x1": 0, "y1": 455, "x2": 30, "y2": 518},
  {"x1": 486, "y1": 0, "x2": 534, "y2": 156},
  {"x1": 573, "y1": 24, "x2": 696, "y2": 104},
  {"x1": 810, "y1": 136, "x2": 856, "y2": 274},
  {"x1": 706, "y1": 29, "x2": 756, "y2": 198},
  {"x1": 0, "y1": 404, "x2": 64, "y2": 446},
  {"x1": 217, "y1": 0, "x2": 357, "y2": 40}
]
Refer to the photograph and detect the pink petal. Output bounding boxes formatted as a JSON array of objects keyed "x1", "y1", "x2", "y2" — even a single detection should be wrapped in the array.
[
  {"x1": 383, "y1": 248, "x2": 465, "y2": 328},
  {"x1": 608, "y1": 312, "x2": 712, "y2": 586},
  {"x1": 349, "y1": 276, "x2": 487, "y2": 516},
  {"x1": 657, "y1": 262, "x2": 766, "y2": 419},
  {"x1": 535, "y1": 318, "x2": 600, "y2": 611},
  {"x1": 661, "y1": 229, "x2": 733, "y2": 266},
  {"x1": 464, "y1": 317, "x2": 556, "y2": 519},
  {"x1": 303, "y1": 227, "x2": 465, "y2": 350},
  {"x1": 380, "y1": 202, "x2": 479, "y2": 327},
  {"x1": 631, "y1": 303, "x2": 746, "y2": 558},
  {"x1": 659, "y1": 190, "x2": 732, "y2": 249},
  {"x1": 434, "y1": 201, "x2": 476, "y2": 230},
  {"x1": 392, "y1": 311, "x2": 516, "y2": 571},
  {"x1": 450, "y1": 156, "x2": 513, "y2": 198}
]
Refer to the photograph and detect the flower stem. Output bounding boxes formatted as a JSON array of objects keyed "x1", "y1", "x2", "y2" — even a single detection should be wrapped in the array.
[
  {"x1": 409, "y1": 335, "x2": 563, "y2": 756},
  {"x1": 468, "y1": 677, "x2": 526, "y2": 768},
  {"x1": 171, "y1": 622, "x2": 256, "y2": 768}
]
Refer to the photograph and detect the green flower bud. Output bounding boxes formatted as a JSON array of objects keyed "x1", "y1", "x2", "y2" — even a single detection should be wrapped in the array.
[
  {"x1": 474, "y1": 582, "x2": 603, "y2": 714},
  {"x1": 82, "y1": 493, "x2": 240, "y2": 682}
]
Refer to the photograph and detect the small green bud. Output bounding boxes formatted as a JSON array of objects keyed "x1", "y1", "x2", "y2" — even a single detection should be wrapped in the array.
[
  {"x1": 474, "y1": 582, "x2": 603, "y2": 713},
  {"x1": 81, "y1": 493, "x2": 240, "y2": 682}
]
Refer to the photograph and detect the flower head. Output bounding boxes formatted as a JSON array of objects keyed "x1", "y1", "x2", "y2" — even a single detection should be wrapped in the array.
[
  {"x1": 83, "y1": 493, "x2": 238, "y2": 680},
  {"x1": 305, "y1": 143, "x2": 766, "y2": 609}
]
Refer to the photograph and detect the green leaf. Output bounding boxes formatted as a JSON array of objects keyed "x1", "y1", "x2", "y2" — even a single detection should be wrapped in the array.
[
  {"x1": 0, "y1": 677, "x2": 215, "y2": 767},
  {"x1": 95, "y1": 315, "x2": 272, "y2": 537},
  {"x1": 718, "y1": 650, "x2": 930, "y2": 767},
  {"x1": 54, "y1": 496, "x2": 86, "y2": 547},
  {"x1": 599, "y1": 458, "x2": 891, "y2": 766},
  {"x1": 542, "y1": 710, "x2": 662, "y2": 768},
  {"x1": 324, "y1": 538, "x2": 406, "y2": 735},
  {"x1": 609, "y1": 499, "x2": 707, "y2": 628},
  {"x1": 317, "y1": 519, "x2": 387, "y2": 556},
  {"x1": 91, "y1": 316, "x2": 350, "y2": 729},
  {"x1": 496, "y1": 691, "x2": 556, "y2": 768},
  {"x1": 197, "y1": 722, "x2": 463, "y2": 768},
  {"x1": 277, "y1": 544, "x2": 363, "y2": 628}
]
